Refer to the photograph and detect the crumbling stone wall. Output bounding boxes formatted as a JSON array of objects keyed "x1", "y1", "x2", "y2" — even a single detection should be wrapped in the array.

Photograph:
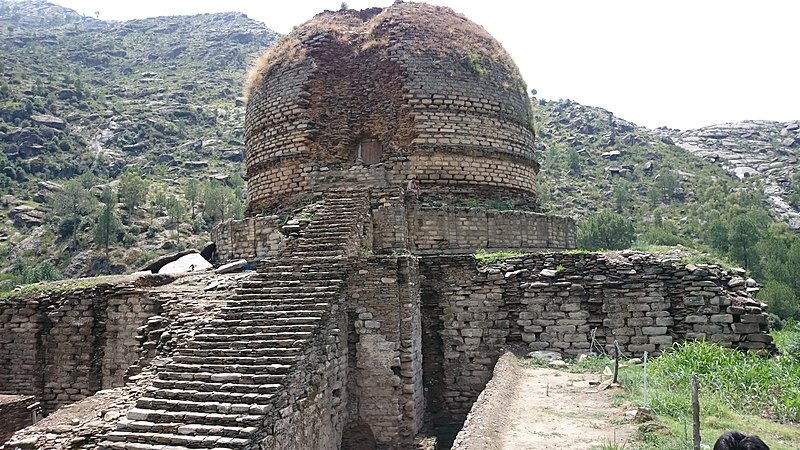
[
  {"x1": 211, "y1": 214, "x2": 285, "y2": 261},
  {"x1": 420, "y1": 252, "x2": 772, "y2": 424},
  {"x1": 344, "y1": 255, "x2": 425, "y2": 448},
  {"x1": 0, "y1": 395, "x2": 37, "y2": 444},
  {"x1": 0, "y1": 283, "x2": 159, "y2": 413}
]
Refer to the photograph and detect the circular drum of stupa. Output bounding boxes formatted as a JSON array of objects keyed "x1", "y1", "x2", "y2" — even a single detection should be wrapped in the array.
[{"x1": 244, "y1": 2, "x2": 538, "y2": 212}]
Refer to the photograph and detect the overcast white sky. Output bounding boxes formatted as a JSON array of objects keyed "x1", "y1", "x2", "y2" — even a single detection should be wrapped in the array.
[{"x1": 49, "y1": 0, "x2": 799, "y2": 130}]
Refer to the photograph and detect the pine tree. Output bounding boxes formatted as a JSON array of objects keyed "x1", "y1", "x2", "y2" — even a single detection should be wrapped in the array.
[
  {"x1": 93, "y1": 188, "x2": 121, "y2": 258},
  {"x1": 118, "y1": 169, "x2": 149, "y2": 215}
]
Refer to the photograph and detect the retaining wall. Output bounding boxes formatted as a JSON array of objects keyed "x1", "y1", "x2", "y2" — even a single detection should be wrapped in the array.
[
  {"x1": 0, "y1": 282, "x2": 159, "y2": 413},
  {"x1": 419, "y1": 252, "x2": 772, "y2": 424}
]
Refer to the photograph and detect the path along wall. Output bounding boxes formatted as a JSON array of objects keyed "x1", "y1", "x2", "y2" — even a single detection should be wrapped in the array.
[
  {"x1": 0, "y1": 282, "x2": 159, "y2": 413},
  {"x1": 419, "y1": 251, "x2": 772, "y2": 424}
]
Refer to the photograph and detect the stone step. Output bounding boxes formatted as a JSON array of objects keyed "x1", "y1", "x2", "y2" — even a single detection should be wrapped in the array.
[
  {"x1": 234, "y1": 285, "x2": 340, "y2": 295},
  {"x1": 210, "y1": 310, "x2": 324, "y2": 320},
  {"x1": 238, "y1": 279, "x2": 342, "y2": 289},
  {"x1": 104, "y1": 430, "x2": 251, "y2": 448},
  {"x1": 151, "y1": 379, "x2": 282, "y2": 394},
  {"x1": 144, "y1": 388, "x2": 275, "y2": 406},
  {"x1": 117, "y1": 418, "x2": 258, "y2": 439},
  {"x1": 203, "y1": 322, "x2": 317, "y2": 334},
  {"x1": 197, "y1": 319, "x2": 322, "y2": 335},
  {"x1": 158, "y1": 371, "x2": 286, "y2": 385},
  {"x1": 188, "y1": 338, "x2": 305, "y2": 349},
  {"x1": 135, "y1": 396, "x2": 274, "y2": 414},
  {"x1": 220, "y1": 303, "x2": 329, "y2": 315},
  {"x1": 172, "y1": 355, "x2": 296, "y2": 366},
  {"x1": 125, "y1": 408, "x2": 264, "y2": 427},
  {"x1": 229, "y1": 292, "x2": 336, "y2": 301},
  {"x1": 98, "y1": 441, "x2": 237, "y2": 450},
  {"x1": 287, "y1": 250, "x2": 342, "y2": 257},
  {"x1": 177, "y1": 347, "x2": 300, "y2": 358},
  {"x1": 164, "y1": 363, "x2": 292, "y2": 375},
  {"x1": 250, "y1": 270, "x2": 342, "y2": 280}
]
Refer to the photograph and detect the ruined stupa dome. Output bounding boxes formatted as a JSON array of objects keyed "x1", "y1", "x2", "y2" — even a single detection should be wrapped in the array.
[{"x1": 244, "y1": 2, "x2": 538, "y2": 212}]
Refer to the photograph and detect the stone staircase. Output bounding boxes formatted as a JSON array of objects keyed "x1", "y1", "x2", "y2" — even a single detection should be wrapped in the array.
[
  {"x1": 280, "y1": 189, "x2": 370, "y2": 259},
  {"x1": 98, "y1": 191, "x2": 369, "y2": 449}
]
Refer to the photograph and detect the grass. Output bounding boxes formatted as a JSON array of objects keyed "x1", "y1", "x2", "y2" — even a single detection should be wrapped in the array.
[
  {"x1": 0, "y1": 277, "x2": 110, "y2": 302},
  {"x1": 617, "y1": 341, "x2": 800, "y2": 450},
  {"x1": 473, "y1": 248, "x2": 526, "y2": 265}
]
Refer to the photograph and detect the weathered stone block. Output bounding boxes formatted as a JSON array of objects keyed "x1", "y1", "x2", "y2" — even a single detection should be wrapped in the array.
[
  {"x1": 641, "y1": 326, "x2": 667, "y2": 335},
  {"x1": 731, "y1": 322, "x2": 760, "y2": 334}
]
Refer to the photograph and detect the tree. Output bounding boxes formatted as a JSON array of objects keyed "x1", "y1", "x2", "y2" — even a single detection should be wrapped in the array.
[
  {"x1": 51, "y1": 176, "x2": 97, "y2": 249},
  {"x1": 567, "y1": 148, "x2": 581, "y2": 176},
  {"x1": 728, "y1": 214, "x2": 761, "y2": 271},
  {"x1": 93, "y1": 188, "x2": 122, "y2": 258},
  {"x1": 201, "y1": 181, "x2": 243, "y2": 225},
  {"x1": 118, "y1": 169, "x2": 149, "y2": 215},
  {"x1": 184, "y1": 178, "x2": 200, "y2": 219},
  {"x1": 758, "y1": 281, "x2": 799, "y2": 321},
  {"x1": 704, "y1": 219, "x2": 729, "y2": 253},
  {"x1": 165, "y1": 195, "x2": 186, "y2": 245},
  {"x1": 613, "y1": 181, "x2": 632, "y2": 212},
  {"x1": 577, "y1": 210, "x2": 635, "y2": 251}
]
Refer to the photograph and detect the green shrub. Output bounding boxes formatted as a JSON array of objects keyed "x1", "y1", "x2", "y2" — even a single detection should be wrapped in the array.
[{"x1": 577, "y1": 210, "x2": 635, "y2": 251}]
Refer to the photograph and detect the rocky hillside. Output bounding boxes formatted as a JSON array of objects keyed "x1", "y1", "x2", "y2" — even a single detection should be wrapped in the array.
[
  {"x1": 0, "y1": 0, "x2": 277, "y2": 283},
  {"x1": 534, "y1": 98, "x2": 800, "y2": 235},
  {"x1": 672, "y1": 121, "x2": 800, "y2": 229}
]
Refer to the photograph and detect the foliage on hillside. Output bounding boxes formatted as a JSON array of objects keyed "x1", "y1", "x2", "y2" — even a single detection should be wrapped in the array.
[
  {"x1": 0, "y1": 0, "x2": 277, "y2": 288},
  {"x1": 534, "y1": 99, "x2": 800, "y2": 321}
]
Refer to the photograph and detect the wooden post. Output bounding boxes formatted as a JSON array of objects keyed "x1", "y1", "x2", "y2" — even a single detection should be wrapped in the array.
[
  {"x1": 692, "y1": 374, "x2": 700, "y2": 450},
  {"x1": 613, "y1": 340, "x2": 620, "y2": 384},
  {"x1": 643, "y1": 351, "x2": 648, "y2": 407}
]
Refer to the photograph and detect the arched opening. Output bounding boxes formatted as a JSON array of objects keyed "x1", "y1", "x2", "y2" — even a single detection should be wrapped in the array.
[{"x1": 341, "y1": 419, "x2": 377, "y2": 450}]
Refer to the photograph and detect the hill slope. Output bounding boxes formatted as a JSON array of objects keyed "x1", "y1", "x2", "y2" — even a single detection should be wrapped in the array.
[{"x1": 0, "y1": 0, "x2": 277, "y2": 282}]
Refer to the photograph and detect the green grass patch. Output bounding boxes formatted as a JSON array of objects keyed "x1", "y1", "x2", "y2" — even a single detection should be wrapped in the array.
[
  {"x1": 473, "y1": 249, "x2": 526, "y2": 265},
  {"x1": 0, "y1": 277, "x2": 109, "y2": 302},
  {"x1": 771, "y1": 321, "x2": 800, "y2": 356},
  {"x1": 618, "y1": 341, "x2": 800, "y2": 449}
]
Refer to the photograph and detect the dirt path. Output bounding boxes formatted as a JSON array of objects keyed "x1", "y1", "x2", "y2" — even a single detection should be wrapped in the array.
[{"x1": 452, "y1": 352, "x2": 636, "y2": 450}]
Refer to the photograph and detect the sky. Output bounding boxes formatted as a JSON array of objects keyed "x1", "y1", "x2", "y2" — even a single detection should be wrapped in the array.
[{"x1": 48, "y1": 0, "x2": 800, "y2": 130}]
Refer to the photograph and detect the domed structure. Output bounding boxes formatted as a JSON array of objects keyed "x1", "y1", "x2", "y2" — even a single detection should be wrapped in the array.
[{"x1": 244, "y1": 2, "x2": 538, "y2": 212}]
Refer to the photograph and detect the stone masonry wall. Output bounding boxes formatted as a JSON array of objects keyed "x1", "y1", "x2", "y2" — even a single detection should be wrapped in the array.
[
  {"x1": 344, "y1": 255, "x2": 424, "y2": 449},
  {"x1": 212, "y1": 214, "x2": 285, "y2": 262},
  {"x1": 420, "y1": 252, "x2": 772, "y2": 424},
  {"x1": 406, "y1": 207, "x2": 575, "y2": 254},
  {"x1": 0, "y1": 395, "x2": 37, "y2": 445},
  {"x1": 0, "y1": 283, "x2": 159, "y2": 413}
]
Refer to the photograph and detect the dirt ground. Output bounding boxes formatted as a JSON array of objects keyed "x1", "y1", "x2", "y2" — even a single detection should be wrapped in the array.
[{"x1": 451, "y1": 351, "x2": 636, "y2": 450}]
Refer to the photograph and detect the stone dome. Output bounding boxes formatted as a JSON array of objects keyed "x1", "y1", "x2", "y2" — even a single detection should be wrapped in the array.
[{"x1": 244, "y1": 2, "x2": 538, "y2": 212}]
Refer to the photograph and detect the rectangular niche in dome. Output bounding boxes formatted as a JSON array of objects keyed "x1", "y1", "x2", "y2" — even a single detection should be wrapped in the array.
[{"x1": 356, "y1": 138, "x2": 383, "y2": 165}]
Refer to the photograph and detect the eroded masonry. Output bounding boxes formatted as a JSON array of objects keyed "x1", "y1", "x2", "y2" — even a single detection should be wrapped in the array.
[{"x1": 1, "y1": 3, "x2": 773, "y2": 450}]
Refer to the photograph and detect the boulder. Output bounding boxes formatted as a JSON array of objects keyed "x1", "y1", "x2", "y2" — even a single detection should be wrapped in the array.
[
  {"x1": 159, "y1": 253, "x2": 212, "y2": 274},
  {"x1": 30, "y1": 114, "x2": 66, "y2": 129},
  {"x1": 527, "y1": 350, "x2": 563, "y2": 361},
  {"x1": 215, "y1": 259, "x2": 248, "y2": 274},
  {"x1": 139, "y1": 249, "x2": 200, "y2": 273}
]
